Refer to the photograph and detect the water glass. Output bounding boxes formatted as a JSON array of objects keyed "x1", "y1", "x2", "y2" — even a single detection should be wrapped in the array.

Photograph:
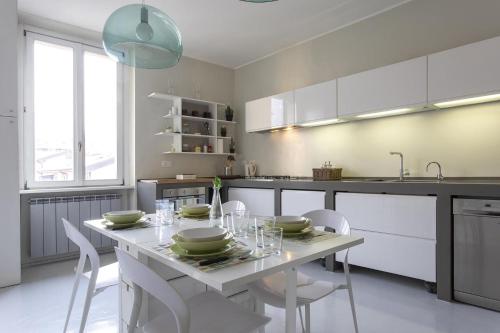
[
  {"x1": 155, "y1": 199, "x2": 174, "y2": 225},
  {"x1": 230, "y1": 210, "x2": 250, "y2": 237},
  {"x1": 259, "y1": 226, "x2": 283, "y2": 255}
]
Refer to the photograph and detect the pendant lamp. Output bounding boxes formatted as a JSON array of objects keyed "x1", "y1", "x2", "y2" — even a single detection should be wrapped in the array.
[{"x1": 103, "y1": 3, "x2": 182, "y2": 69}]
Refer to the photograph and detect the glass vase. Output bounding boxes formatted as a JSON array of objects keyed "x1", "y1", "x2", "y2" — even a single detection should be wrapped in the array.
[{"x1": 209, "y1": 187, "x2": 224, "y2": 227}]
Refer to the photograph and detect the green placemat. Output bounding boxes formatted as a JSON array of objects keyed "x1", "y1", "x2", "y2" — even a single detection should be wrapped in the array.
[
  {"x1": 147, "y1": 241, "x2": 269, "y2": 272},
  {"x1": 284, "y1": 230, "x2": 339, "y2": 244}
]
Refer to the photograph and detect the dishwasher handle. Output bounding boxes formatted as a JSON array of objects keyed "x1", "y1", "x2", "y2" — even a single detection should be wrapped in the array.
[{"x1": 458, "y1": 209, "x2": 500, "y2": 217}]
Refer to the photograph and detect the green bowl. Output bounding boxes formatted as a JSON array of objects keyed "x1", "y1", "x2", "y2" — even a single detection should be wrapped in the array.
[
  {"x1": 181, "y1": 204, "x2": 210, "y2": 215},
  {"x1": 103, "y1": 210, "x2": 145, "y2": 224},
  {"x1": 266, "y1": 219, "x2": 311, "y2": 232},
  {"x1": 172, "y1": 233, "x2": 233, "y2": 253}
]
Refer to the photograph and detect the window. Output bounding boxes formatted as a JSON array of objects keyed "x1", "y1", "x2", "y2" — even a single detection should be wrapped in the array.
[{"x1": 24, "y1": 32, "x2": 123, "y2": 188}]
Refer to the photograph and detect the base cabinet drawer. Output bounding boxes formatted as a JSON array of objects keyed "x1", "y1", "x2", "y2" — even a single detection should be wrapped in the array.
[
  {"x1": 281, "y1": 190, "x2": 325, "y2": 216},
  {"x1": 337, "y1": 229, "x2": 436, "y2": 282},
  {"x1": 336, "y1": 193, "x2": 436, "y2": 240},
  {"x1": 228, "y1": 187, "x2": 275, "y2": 216}
]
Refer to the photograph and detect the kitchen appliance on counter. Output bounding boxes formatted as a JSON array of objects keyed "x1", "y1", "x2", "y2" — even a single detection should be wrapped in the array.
[
  {"x1": 454, "y1": 198, "x2": 500, "y2": 311},
  {"x1": 163, "y1": 187, "x2": 206, "y2": 211}
]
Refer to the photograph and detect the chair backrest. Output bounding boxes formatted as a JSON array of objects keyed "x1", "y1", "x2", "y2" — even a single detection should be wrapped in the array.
[
  {"x1": 222, "y1": 200, "x2": 246, "y2": 214},
  {"x1": 115, "y1": 247, "x2": 190, "y2": 333},
  {"x1": 61, "y1": 218, "x2": 100, "y2": 275},
  {"x1": 302, "y1": 209, "x2": 351, "y2": 236}
]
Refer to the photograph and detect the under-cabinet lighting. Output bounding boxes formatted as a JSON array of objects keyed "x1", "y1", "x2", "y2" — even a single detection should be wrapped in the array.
[
  {"x1": 283, "y1": 126, "x2": 295, "y2": 131},
  {"x1": 301, "y1": 119, "x2": 340, "y2": 127},
  {"x1": 433, "y1": 93, "x2": 500, "y2": 108},
  {"x1": 355, "y1": 108, "x2": 412, "y2": 119}
]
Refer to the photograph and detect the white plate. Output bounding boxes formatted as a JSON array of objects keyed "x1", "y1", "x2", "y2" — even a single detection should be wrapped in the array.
[{"x1": 177, "y1": 227, "x2": 228, "y2": 242}]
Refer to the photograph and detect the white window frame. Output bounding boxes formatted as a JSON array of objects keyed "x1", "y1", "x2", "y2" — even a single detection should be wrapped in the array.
[{"x1": 24, "y1": 31, "x2": 124, "y2": 188}]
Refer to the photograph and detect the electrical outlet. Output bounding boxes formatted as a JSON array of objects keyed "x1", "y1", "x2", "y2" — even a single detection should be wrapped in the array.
[{"x1": 161, "y1": 160, "x2": 172, "y2": 168}]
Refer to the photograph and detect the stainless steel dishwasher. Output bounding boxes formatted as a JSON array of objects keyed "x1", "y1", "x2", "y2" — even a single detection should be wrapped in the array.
[{"x1": 454, "y1": 198, "x2": 500, "y2": 311}]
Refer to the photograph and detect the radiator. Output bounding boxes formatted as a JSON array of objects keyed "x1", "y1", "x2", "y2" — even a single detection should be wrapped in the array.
[{"x1": 30, "y1": 194, "x2": 121, "y2": 258}]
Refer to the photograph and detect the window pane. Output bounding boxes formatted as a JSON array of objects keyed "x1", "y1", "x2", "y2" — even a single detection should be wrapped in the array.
[
  {"x1": 33, "y1": 40, "x2": 74, "y2": 182},
  {"x1": 84, "y1": 51, "x2": 118, "y2": 180}
]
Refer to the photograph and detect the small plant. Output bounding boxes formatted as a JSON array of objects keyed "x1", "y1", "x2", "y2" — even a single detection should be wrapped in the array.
[
  {"x1": 225, "y1": 106, "x2": 234, "y2": 121},
  {"x1": 213, "y1": 176, "x2": 222, "y2": 190}
]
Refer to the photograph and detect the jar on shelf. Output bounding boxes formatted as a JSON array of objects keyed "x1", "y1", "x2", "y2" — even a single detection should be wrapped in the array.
[{"x1": 220, "y1": 126, "x2": 227, "y2": 137}]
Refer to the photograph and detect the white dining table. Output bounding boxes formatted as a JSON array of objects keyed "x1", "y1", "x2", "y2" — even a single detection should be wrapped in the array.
[{"x1": 85, "y1": 215, "x2": 363, "y2": 333}]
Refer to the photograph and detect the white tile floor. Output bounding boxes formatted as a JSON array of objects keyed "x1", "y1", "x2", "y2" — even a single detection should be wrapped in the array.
[{"x1": 1, "y1": 255, "x2": 500, "y2": 333}]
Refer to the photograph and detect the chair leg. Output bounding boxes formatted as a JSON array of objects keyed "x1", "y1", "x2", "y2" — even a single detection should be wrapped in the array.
[
  {"x1": 305, "y1": 303, "x2": 311, "y2": 333},
  {"x1": 344, "y1": 262, "x2": 359, "y2": 333},
  {"x1": 64, "y1": 256, "x2": 86, "y2": 333},
  {"x1": 78, "y1": 272, "x2": 97, "y2": 333},
  {"x1": 298, "y1": 306, "x2": 305, "y2": 333}
]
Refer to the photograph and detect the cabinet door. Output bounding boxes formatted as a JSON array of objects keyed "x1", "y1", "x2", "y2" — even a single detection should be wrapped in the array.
[
  {"x1": 270, "y1": 91, "x2": 294, "y2": 127},
  {"x1": 428, "y1": 36, "x2": 500, "y2": 104},
  {"x1": 335, "y1": 193, "x2": 436, "y2": 240},
  {"x1": 245, "y1": 97, "x2": 271, "y2": 132},
  {"x1": 0, "y1": 0, "x2": 17, "y2": 117},
  {"x1": 338, "y1": 57, "x2": 427, "y2": 117},
  {"x1": 0, "y1": 116, "x2": 20, "y2": 287},
  {"x1": 336, "y1": 229, "x2": 436, "y2": 282},
  {"x1": 295, "y1": 80, "x2": 337, "y2": 125},
  {"x1": 281, "y1": 190, "x2": 325, "y2": 216},
  {"x1": 228, "y1": 187, "x2": 275, "y2": 216}
]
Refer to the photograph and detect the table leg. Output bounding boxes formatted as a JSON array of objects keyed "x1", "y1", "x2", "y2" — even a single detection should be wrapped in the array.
[
  {"x1": 253, "y1": 295, "x2": 266, "y2": 333},
  {"x1": 285, "y1": 267, "x2": 298, "y2": 333}
]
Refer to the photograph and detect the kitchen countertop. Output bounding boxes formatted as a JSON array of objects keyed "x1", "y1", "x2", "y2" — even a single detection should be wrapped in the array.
[{"x1": 139, "y1": 178, "x2": 214, "y2": 185}]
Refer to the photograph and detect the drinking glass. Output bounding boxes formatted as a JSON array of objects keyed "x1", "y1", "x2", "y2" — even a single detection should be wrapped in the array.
[
  {"x1": 162, "y1": 201, "x2": 175, "y2": 226},
  {"x1": 259, "y1": 226, "x2": 283, "y2": 255},
  {"x1": 231, "y1": 210, "x2": 250, "y2": 238},
  {"x1": 155, "y1": 199, "x2": 174, "y2": 226}
]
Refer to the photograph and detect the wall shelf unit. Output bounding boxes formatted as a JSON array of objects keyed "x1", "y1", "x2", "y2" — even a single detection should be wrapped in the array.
[{"x1": 149, "y1": 92, "x2": 237, "y2": 156}]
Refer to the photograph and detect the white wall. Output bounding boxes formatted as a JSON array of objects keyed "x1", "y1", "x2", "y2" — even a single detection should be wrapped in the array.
[{"x1": 234, "y1": 0, "x2": 500, "y2": 177}]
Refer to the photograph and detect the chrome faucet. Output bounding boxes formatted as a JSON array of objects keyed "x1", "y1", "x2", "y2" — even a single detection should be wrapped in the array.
[
  {"x1": 426, "y1": 161, "x2": 444, "y2": 181},
  {"x1": 390, "y1": 152, "x2": 408, "y2": 181}
]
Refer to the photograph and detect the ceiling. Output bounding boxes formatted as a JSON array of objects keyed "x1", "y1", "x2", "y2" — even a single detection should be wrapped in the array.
[{"x1": 18, "y1": 0, "x2": 411, "y2": 69}]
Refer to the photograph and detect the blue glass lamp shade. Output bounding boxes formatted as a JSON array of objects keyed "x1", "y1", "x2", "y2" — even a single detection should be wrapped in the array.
[{"x1": 103, "y1": 4, "x2": 182, "y2": 69}]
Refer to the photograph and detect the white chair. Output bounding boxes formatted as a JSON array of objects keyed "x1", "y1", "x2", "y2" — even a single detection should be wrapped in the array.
[
  {"x1": 248, "y1": 209, "x2": 359, "y2": 333},
  {"x1": 115, "y1": 247, "x2": 271, "y2": 333},
  {"x1": 61, "y1": 218, "x2": 119, "y2": 333},
  {"x1": 222, "y1": 200, "x2": 246, "y2": 215}
]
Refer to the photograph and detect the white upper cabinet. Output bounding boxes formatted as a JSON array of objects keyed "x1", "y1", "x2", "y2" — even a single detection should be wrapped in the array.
[
  {"x1": 0, "y1": 0, "x2": 17, "y2": 117},
  {"x1": 338, "y1": 57, "x2": 428, "y2": 117},
  {"x1": 270, "y1": 91, "x2": 295, "y2": 128},
  {"x1": 428, "y1": 36, "x2": 500, "y2": 105},
  {"x1": 245, "y1": 91, "x2": 294, "y2": 132},
  {"x1": 245, "y1": 97, "x2": 271, "y2": 132},
  {"x1": 295, "y1": 80, "x2": 337, "y2": 125}
]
